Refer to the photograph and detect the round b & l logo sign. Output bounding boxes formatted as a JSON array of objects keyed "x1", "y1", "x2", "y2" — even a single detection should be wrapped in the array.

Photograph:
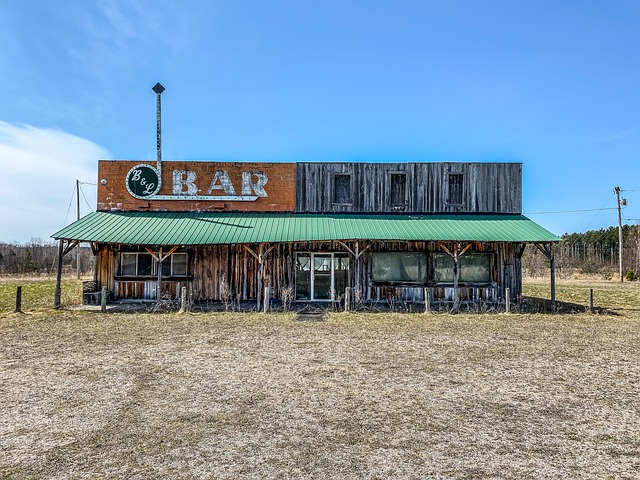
[{"x1": 126, "y1": 164, "x2": 161, "y2": 198}]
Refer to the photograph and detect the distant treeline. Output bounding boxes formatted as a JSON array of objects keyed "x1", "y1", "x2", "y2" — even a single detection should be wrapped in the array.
[
  {"x1": 1, "y1": 225, "x2": 639, "y2": 278},
  {"x1": 524, "y1": 224, "x2": 640, "y2": 278},
  {"x1": 0, "y1": 239, "x2": 93, "y2": 275}
]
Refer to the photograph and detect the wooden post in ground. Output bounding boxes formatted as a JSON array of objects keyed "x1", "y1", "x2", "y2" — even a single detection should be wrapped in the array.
[
  {"x1": 344, "y1": 287, "x2": 351, "y2": 312},
  {"x1": 156, "y1": 247, "x2": 163, "y2": 302},
  {"x1": 453, "y1": 248, "x2": 460, "y2": 312},
  {"x1": 54, "y1": 240, "x2": 64, "y2": 309},
  {"x1": 589, "y1": 289, "x2": 594, "y2": 312},
  {"x1": 101, "y1": 287, "x2": 108, "y2": 313},
  {"x1": 424, "y1": 287, "x2": 430, "y2": 313},
  {"x1": 505, "y1": 288, "x2": 511, "y2": 313},
  {"x1": 14, "y1": 286, "x2": 22, "y2": 313},
  {"x1": 263, "y1": 287, "x2": 270, "y2": 313},
  {"x1": 180, "y1": 286, "x2": 187, "y2": 313},
  {"x1": 550, "y1": 245, "x2": 556, "y2": 313}
]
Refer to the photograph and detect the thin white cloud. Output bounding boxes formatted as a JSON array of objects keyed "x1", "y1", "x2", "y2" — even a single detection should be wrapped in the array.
[
  {"x1": 595, "y1": 124, "x2": 640, "y2": 142},
  {"x1": 0, "y1": 122, "x2": 110, "y2": 243}
]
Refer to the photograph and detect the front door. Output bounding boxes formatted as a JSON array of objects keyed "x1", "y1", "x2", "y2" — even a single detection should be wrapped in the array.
[{"x1": 295, "y1": 252, "x2": 350, "y2": 301}]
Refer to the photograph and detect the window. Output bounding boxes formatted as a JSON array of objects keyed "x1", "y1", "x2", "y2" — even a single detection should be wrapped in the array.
[
  {"x1": 119, "y1": 252, "x2": 188, "y2": 277},
  {"x1": 333, "y1": 174, "x2": 352, "y2": 204},
  {"x1": 390, "y1": 173, "x2": 406, "y2": 208},
  {"x1": 432, "y1": 253, "x2": 492, "y2": 283},
  {"x1": 120, "y1": 253, "x2": 153, "y2": 276},
  {"x1": 170, "y1": 253, "x2": 188, "y2": 276},
  {"x1": 371, "y1": 252, "x2": 428, "y2": 284},
  {"x1": 448, "y1": 173, "x2": 463, "y2": 205}
]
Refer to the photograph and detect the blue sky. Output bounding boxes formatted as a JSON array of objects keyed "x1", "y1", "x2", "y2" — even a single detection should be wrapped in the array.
[{"x1": 1, "y1": 0, "x2": 639, "y2": 242}]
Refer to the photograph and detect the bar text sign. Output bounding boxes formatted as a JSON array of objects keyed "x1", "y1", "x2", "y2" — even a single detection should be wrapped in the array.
[{"x1": 98, "y1": 160, "x2": 296, "y2": 212}]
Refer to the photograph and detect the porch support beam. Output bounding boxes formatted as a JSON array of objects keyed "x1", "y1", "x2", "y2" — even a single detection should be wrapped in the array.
[
  {"x1": 143, "y1": 246, "x2": 180, "y2": 301},
  {"x1": 533, "y1": 242, "x2": 556, "y2": 312},
  {"x1": 54, "y1": 240, "x2": 64, "y2": 309},
  {"x1": 437, "y1": 242, "x2": 473, "y2": 312},
  {"x1": 54, "y1": 239, "x2": 80, "y2": 309}
]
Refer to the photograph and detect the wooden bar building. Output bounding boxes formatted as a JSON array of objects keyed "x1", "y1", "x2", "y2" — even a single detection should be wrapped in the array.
[{"x1": 52, "y1": 160, "x2": 559, "y2": 309}]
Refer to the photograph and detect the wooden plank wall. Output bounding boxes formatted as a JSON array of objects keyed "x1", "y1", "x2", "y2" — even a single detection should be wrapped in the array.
[
  {"x1": 295, "y1": 162, "x2": 522, "y2": 214},
  {"x1": 95, "y1": 240, "x2": 523, "y2": 304}
]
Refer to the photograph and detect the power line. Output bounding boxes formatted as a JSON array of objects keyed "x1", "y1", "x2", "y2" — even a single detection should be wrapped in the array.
[
  {"x1": 524, "y1": 207, "x2": 621, "y2": 215},
  {"x1": 79, "y1": 183, "x2": 94, "y2": 212}
]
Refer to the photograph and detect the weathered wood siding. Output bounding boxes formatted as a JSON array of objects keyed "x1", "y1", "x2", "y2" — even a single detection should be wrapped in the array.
[
  {"x1": 295, "y1": 162, "x2": 522, "y2": 214},
  {"x1": 94, "y1": 240, "x2": 523, "y2": 305}
]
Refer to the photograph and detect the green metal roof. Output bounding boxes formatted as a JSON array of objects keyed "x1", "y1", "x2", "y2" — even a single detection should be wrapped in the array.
[{"x1": 52, "y1": 211, "x2": 560, "y2": 245}]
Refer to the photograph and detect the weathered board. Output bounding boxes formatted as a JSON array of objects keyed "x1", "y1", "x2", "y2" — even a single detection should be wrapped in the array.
[
  {"x1": 94, "y1": 240, "x2": 523, "y2": 305},
  {"x1": 295, "y1": 162, "x2": 522, "y2": 214}
]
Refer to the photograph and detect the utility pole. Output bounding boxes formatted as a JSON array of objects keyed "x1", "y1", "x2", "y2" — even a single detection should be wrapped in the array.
[
  {"x1": 76, "y1": 179, "x2": 81, "y2": 279},
  {"x1": 615, "y1": 187, "x2": 624, "y2": 282}
]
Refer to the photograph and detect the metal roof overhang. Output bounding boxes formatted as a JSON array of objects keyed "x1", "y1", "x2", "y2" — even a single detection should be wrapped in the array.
[{"x1": 51, "y1": 211, "x2": 560, "y2": 245}]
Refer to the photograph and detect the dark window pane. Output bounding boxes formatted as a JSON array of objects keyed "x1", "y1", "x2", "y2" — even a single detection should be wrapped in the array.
[
  {"x1": 333, "y1": 174, "x2": 351, "y2": 204},
  {"x1": 390, "y1": 174, "x2": 406, "y2": 207},
  {"x1": 371, "y1": 252, "x2": 427, "y2": 283},
  {"x1": 296, "y1": 254, "x2": 311, "y2": 300},
  {"x1": 460, "y1": 254, "x2": 492, "y2": 282},
  {"x1": 170, "y1": 253, "x2": 188, "y2": 276},
  {"x1": 121, "y1": 253, "x2": 137, "y2": 275},
  {"x1": 334, "y1": 254, "x2": 350, "y2": 297},
  {"x1": 432, "y1": 253, "x2": 454, "y2": 282},
  {"x1": 313, "y1": 254, "x2": 332, "y2": 299},
  {"x1": 138, "y1": 253, "x2": 153, "y2": 276},
  {"x1": 448, "y1": 174, "x2": 463, "y2": 205},
  {"x1": 432, "y1": 253, "x2": 492, "y2": 283}
]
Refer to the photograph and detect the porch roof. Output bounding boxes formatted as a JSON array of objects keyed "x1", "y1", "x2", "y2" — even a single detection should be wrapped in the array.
[{"x1": 52, "y1": 211, "x2": 560, "y2": 246}]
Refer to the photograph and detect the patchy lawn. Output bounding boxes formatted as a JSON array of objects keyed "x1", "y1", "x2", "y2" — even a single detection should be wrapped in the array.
[{"x1": 1, "y1": 306, "x2": 639, "y2": 479}]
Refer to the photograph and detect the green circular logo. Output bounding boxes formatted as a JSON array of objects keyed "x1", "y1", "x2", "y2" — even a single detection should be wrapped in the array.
[{"x1": 126, "y1": 164, "x2": 161, "y2": 198}]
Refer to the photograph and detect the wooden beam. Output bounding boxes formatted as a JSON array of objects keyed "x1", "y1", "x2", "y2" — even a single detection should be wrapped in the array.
[
  {"x1": 243, "y1": 245, "x2": 259, "y2": 261},
  {"x1": 550, "y1": 243, "x2": 556, "y2": 313},
  {"x1": 62, "y1": 240, "x2": 80, "y2": 256},
  {"x1": 458, "y1": 243, "x2": 473, "y2": 257},
  {"x1": 156, "y1": 247, "x2": 163, "y2": 301},
  {"x1": 144, "y1": 246, "x2": 161, "y2": 261},
  {"x1": 54, "y1": 239, "x2": 64, "y2": 309},
  {"x1": 437, "y1": 242, "x2": 454, "y2": 257},
  {"x1": 336, "y1": 241, "x2": 355, "y2": 257},
  {"x1": 534, "y1": 243, "x2": 552, "y2": 260}
]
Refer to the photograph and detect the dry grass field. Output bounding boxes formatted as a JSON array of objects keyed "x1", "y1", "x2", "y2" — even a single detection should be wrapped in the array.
[{"x1": 1, "y1": 278, "x2": 639, "y2": 479}]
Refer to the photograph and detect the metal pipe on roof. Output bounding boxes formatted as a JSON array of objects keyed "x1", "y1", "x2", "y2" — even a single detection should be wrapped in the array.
[{"x1": 152, "y1": 82, "x2": 165, "y2": 180}]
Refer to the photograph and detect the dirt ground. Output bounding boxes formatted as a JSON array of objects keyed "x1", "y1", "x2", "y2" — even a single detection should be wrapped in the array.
[{"x1": 1, "y1": 303, "x2": 639, "y2": 479}]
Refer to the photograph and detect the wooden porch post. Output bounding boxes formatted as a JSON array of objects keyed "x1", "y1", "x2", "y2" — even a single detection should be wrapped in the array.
[
  {"x1": 256, "y1": 244, "x2": 263, "y2": 310},
  {"x1": 453, "y1": 244, "x2": 460, "y2": 312},
  {"x1": 534, "y1": 243, "x2": 557, "y2": 313},
  {"x1": 156, "y1": 247, "x2": 163, "y2": 301},
  {"x1": 550, "y1": 243, "x2": 556, "y2": 313},
  {"x1": 54, "y1": 239, "x2": 64, "y2": 309}
]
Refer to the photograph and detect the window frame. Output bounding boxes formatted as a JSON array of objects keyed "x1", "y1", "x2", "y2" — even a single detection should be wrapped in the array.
[
  {"x1": 431, "y1": 252, "x2": 494, "y2": 285},
  {"x1": 294, "y1": 252, "x2": 351, "y2": 301},
  {"x1": 389, "y1": 172, "x2": 407, "y2": 209},
  {"x1": 447, "y1": 173, "x2": 464, "y2": 206},
  {"x1": 118, "y1": 251, "x2": 189, "y2": 278},
  {"x1": 370, "y1": 251, "x2": 429, "y2": 286},
  {"x1": 332, "y1": 173, "x2": 353, "y2": 205}
]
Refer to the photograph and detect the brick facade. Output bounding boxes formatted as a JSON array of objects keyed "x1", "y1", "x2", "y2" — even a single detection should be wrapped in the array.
[{"x1": 97, "y1": 160, "x2": 296, "y2": 212}]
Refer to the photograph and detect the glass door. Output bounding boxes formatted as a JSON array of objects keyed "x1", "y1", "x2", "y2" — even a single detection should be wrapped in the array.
[
  {"x1": 313, "y1": 254, "x2": 332, "y2": 300},
  {"x1": 295, "y1": 253, "x2": 351, "y2": 301}
]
